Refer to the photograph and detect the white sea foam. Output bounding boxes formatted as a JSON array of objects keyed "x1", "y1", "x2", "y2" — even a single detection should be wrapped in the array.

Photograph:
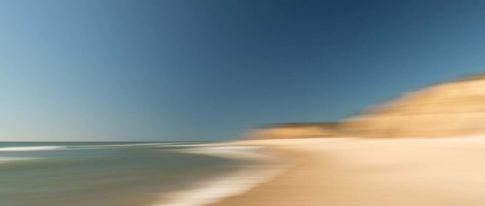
[
  {"x1": 156, "y1": 166, "x2": 283, "y2": 206},
  {"x1": 74, "y1": 142, "x2": 184, "y2": 150},
  {"x1": 97, "y1": 143, "x2": 174, "y2": 147},
  {"x1": 177, "y1": 145, "x2": 272, "y2": 160},
  {"x1": 152, "y1": 144, "x2": 286, "y2": 206},
  {"x1": 0, "y1": 157, "x2": 42, "y2": 163},
  {"x1": 0, "y1": 146, "x2": 66, "y2": 152}
]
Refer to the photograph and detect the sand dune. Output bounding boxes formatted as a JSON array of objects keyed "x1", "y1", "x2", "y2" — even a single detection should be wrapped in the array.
[{"x1": 212, "y1": 137, "x2": 485, "y2": 206}]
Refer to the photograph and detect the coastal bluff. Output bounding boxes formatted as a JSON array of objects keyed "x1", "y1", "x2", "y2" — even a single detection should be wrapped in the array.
[
  {"x1": 248, "y1": 74, "x2": 485, "y2": 138},
  {"x1": 246, "y1": 123, "x2": 338, "y2": 139}
]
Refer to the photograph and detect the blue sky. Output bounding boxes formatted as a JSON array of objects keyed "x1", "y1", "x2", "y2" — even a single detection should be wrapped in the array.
[{"x1": 1, "y1": 0, "x2": 485, "y2": 141}]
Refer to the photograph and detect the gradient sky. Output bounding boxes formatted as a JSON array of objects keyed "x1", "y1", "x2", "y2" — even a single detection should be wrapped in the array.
[{"x1": 1, "y1": 0, "x2": 485, "y2": 141}]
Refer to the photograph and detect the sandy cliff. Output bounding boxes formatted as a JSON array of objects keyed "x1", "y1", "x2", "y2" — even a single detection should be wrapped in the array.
[
  {"x1": 246, "y1": 123, "x2": 338, "y2": 139},
  {"x1": 341, "y1": 75, "x2": 485, "y2": 137},
  {"x1": 250, "y1": 74, "x2": 485, "y2": 138}
]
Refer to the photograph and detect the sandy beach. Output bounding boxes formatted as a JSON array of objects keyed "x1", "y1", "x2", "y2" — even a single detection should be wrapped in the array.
[{"x1": 211, "y1": 137, "x2": 485, "y2": 206}]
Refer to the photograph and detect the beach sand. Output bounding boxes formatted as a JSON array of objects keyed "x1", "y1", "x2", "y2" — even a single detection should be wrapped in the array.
[{"x1": 211, "y1": 137, "x2": 485, "y2": 206}]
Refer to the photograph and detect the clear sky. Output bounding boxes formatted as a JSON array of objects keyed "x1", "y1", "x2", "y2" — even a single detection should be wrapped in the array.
[{"x1": 1, "y1": 0, "x2": 485, "y2": 141}]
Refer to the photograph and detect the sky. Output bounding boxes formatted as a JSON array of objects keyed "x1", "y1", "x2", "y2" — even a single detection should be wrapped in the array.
[{"x1": 1, "y1": 0, "x2": 485, "y2": 141}]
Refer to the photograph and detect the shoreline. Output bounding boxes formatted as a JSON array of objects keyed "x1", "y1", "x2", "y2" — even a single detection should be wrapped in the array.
[
  {"x1": 153, "y1": 143, "x2": 288, "y2": 206},
  {"x1": 210, "y1": 136, "x2": 485, "y2": 206}
]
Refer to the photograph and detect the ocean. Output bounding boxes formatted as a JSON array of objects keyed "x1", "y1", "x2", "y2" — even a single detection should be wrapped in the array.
[{"x1": 0, "y1": 142, "x2": 275, "y2": 206}]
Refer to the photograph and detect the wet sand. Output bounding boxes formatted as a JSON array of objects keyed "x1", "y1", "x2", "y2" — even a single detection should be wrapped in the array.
[{"x1": 211, "y1": 137, "x2": 485, "y2": 206}]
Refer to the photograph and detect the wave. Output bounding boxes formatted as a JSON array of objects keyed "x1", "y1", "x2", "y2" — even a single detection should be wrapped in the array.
[
  {"x1": 155, "y1": 166, "x2": 284, "y2": 206},
  {"x1": 0, "y1": 142, "x2": 192, "y2": 152},
  {"x1": 153, "y1": 144, "x2": 286, "y2": 206},
  {"x1": 0, "y1": 146, "x2": 67, "y2": 152},
  {"x1": 175, "y1": 145, "x2": 273, "y2": 160},
  {"x1": 0, "y1": 157, "x2": 43, "y2": 164},
  {"x1": 69, "y1": 143, "x2": 185, "y2": 151},
  {"x1": 86, "y1": 142, "x2": 173, "y2": 147}
]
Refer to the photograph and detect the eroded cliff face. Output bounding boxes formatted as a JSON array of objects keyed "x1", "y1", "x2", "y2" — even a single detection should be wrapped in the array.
[
  {"x1": 340, "y1": 76, "x2": 485, "y2": 137},
  {"x1": 246, "y1": 123, "x2": 338, "y2": 139},
  {"x1": 249, "y1": 75, "x2": 485, "y2": 139}
]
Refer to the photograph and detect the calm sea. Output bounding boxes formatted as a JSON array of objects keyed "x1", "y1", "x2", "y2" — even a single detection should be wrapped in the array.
[{"x1": 0, "y1": 142, "x2": 269, "y2": 206}]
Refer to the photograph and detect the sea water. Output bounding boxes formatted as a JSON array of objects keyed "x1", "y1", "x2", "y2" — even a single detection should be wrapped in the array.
[{"x1": 0, "y1": 142, "x2": 273, "y2": 206}]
